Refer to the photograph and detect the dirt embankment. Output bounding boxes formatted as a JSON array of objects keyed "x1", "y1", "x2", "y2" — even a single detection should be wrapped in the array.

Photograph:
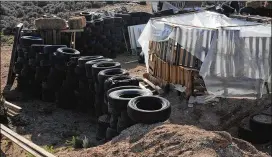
[{"x1": 57, "y1": 123, "x2": 270, "y2": 157}]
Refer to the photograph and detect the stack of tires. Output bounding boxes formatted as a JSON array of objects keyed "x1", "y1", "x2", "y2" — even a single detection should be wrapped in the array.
[
  {"x1": 238, "y1": 109, "x2": 272, "y2": 144},
  {"x1": 46, "y1": 47, "x2": 80, "y2": 105},
  {"x1": 92, "y1": 61, "x2": 123, "y2": 117},
  {"x1": 82, "y1": 16, "x2": 126, "y2": 57},
  {"x1": 57, "y1": 56, "x2": 79, "y2": 109},
  {"x1": 41, "y1": 45, "x2": 68, "y2": 102},
  {"x1": 15, "y1": 36, "x2": 43, "y2": 98},
  {"x1": 73, "y1": 56, "x2": 103, "y2": 112}
]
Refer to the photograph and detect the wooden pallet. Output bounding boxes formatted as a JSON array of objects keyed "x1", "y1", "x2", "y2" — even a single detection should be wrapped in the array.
[
  {"x1": 138, "y1": 78, "x2": 163, "y2": 95},
  {"x1": 148, "y1": 52, "x2": 206, "y2": 98}
]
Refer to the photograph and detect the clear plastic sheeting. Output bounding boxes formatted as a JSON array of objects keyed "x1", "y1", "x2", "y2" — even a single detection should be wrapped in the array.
[{"x1": 138, "y1": 11, "x2": 272, "y2": 98}]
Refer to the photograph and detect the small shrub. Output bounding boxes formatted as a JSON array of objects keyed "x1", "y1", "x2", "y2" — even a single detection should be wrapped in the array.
[
  {"x1": 82, "y1": 136, "x2": 90, "y2": 148},
  {"x1": 16, "y1": 8, "x2": 24, "y2": 18},
  {"x1": 43, "y1": 145, "x2": 55, "y2": 154},
  {"x1": 65, "y1": 136, "x2": 83, "y2": 149}
]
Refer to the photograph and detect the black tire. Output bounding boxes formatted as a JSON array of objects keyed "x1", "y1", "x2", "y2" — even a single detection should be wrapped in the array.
[
  {"x1": 103, "y1": 17, "x2": 114, "y2": 24},
  {"x1": 108, "y1": 89, "x2": 152, "y2": 111},
  {"x1": 127, "y1": 96, "x2": 171, "y2": 124},
  {"x1": 85, "y1": 58, "x2": 113, "y2": 78},
  {"x1": 116, "y1": 117, "x2": 127, "y2": 133},
  {"x1": 261, "y1": 106, "x2": 272, "y2": 116},
  {"x1": 249, "y1": 113, "x2": 272, "y2": 137},
  {"x1": 120, "y1": 110, "x2": 135, "y2": 126},
  {"x1": 92, "y1": 61, "x2": 121, "y2": 83},
  {"x1": 56, "y1": 48, "x2": 80, "y2": 61},
  {"x1": 20, "y1": 36, "x2": 43, "y2": 47},
  {"x1": 80, "y1": 12, "x2": 92, "y2": 21},
  {"x1": 78, "y1": 56, "x2": 103, "y2": 68},
  {"x1": 98, "y1": 68, "x2": 129, "y2": 87},
  {"x1": 30, "y1": 44, "x2": 46, "y2": 58},
  {"x1": 75, "y1": 65, "x2": 86, "y2": 76},
  {"x1": 106, "y1": 127, "x2": 118, "y2": 141},
  {"x1": 105, "y1": 84, "x2": 140, "y2": 105},
  {"x1": 44, "y1": 45, "x2": 67, "y2": 55},
  {"x1": 98, "y1": 114, "x2": 110, "y2": 128},
  {"x1": 238, "y1": 117, "x2": 270, "y2": 144},
  {"x1": 96, "y1": 123, "x2": 108, "y2": 140},
  {"x1": 109, "y1": 114, "x2": 119, "y2": 129}
]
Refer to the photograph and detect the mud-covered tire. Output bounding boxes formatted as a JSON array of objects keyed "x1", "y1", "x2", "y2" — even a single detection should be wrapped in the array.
[
  {"x1": 127, "y1": 96, "x2": 171, "y2": 124},
  {"x1": 85, "y1": 58, "x2": 113, "y2": 78},
  {"x1": 238, "y1": 117, "x2": 270, "y2": 144},
  {"x1": 108, "y1": 89, "x2": 152, "y2": 111}
]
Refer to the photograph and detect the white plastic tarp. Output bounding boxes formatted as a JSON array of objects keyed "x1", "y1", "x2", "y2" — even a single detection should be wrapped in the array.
[{"x1": 138, "y1": 11, "x2": 272, "y2": 98}]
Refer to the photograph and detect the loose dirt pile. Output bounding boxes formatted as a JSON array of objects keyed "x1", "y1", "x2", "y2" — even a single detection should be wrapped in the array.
[{"x1": 57, "y1": 123, "x2": 269, "y2": 157}]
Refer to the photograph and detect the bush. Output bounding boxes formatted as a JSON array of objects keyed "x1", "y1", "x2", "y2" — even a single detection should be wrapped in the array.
[
  {"x1": 53, "y1": 2, "x2": 66, "y2": 14},
  {"x1": 16, "y1": 8, "x2": 24, "y2": 18}
]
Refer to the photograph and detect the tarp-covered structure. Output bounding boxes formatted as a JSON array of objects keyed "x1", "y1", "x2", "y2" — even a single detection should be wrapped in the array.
[{"x1": 139, "y1": 11, "x2": 271, "y2": 98}]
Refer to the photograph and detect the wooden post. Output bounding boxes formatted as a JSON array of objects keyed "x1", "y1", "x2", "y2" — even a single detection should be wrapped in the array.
[{"x1": 5, "y1": 23, "x2": 23, "y2": 90}]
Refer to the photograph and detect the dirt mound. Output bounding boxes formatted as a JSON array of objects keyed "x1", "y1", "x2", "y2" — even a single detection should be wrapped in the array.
[{"x1": 57, "y1": 123, "x2": 269, "y2": 157}]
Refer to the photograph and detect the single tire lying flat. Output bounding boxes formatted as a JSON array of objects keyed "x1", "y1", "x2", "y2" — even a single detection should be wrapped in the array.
[
  {"x1": 249, "y1": 113, "x2": 272, "y2": 138},
  {"x1": 127, "y1": 96, "x2": 171, "y2": 124}
]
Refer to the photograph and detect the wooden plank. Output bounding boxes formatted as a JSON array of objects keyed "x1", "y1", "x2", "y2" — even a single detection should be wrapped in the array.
[
  {"x1": 1, "y1": 124, "x2": 55, "y2": 157},
  {"x1": 56, "y1": 30, "x2": 61, "y2": 44},
  {"x1": 1, "y1": 130, "x2": 43, "y2": 157},
  {"x1": 6, "y1": 23, "x2": 24, "y2": 88},
  {"x1": 52, "y1": 30, "x2": 56, "y2": 44},
  {"x1": 166, "y1": 62, "x2": 170, "y2": 82},
  {"x1": 142, "y1": 78, "x2": 163, "y2": 94},
  {"x1": 180, "y1": 66, "x2": 184, "y2": 86},
  {"x1": 60, "y1": 29, "x2": 84, "y2": 33},
  {"x1": 4, "y1": 101, "x2": 22, "y2": 113}
]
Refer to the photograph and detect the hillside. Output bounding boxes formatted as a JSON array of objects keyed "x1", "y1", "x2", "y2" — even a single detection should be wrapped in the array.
[{"x1": 0, "y1": 1, "x2": 151, "y2": 35}]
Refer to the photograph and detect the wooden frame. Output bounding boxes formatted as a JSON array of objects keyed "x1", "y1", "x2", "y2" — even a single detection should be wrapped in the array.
[{"x1": 5, "y1": 23, "x2": 24, "y2": 91}]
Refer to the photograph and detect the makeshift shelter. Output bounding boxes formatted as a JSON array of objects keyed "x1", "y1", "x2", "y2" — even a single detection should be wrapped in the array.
[{"x1": 139, "y1": 11, "x2": 271, "y2": 98}]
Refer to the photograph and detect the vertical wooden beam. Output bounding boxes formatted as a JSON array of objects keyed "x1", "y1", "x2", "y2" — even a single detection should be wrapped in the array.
[{"x1": 52, "y1": 30, "x2": 56, "y2": 44}]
